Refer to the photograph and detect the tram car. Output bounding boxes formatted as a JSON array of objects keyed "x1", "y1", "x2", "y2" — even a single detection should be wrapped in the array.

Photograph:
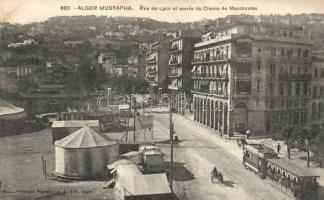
[
  {"x1": 243, "y1": 143, "x2": 278, "y2": 179},
  {"x1": 243, "y1": 144, "x2": 320, "y2": 200}
]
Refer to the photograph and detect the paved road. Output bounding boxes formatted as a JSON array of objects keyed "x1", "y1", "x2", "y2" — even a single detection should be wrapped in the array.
[{"x1": 153, "y1": 113, "x2": 292, "y2": 200}]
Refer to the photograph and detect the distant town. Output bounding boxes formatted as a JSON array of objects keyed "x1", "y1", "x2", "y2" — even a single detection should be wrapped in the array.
[{"x1": 1, "y1": 14, "x2": 324, "y2": 200}]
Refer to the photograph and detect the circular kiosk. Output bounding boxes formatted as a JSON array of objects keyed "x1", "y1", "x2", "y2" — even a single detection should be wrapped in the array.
[
  {"x1": 0, "y1": 98, "x2": 26, "y2": 136},
  {"x1": 54, "y1": 126, "x2": 118, "y2": 179}
]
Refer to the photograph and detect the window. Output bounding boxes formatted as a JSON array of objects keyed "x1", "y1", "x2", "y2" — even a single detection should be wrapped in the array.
[
  {"x1": 315, "y1": 68, "x2": 318, "y2": 78},
  {"x1": 256, "y1": 99, "x2": 259, "y2": 106},
  {"x1": 294, "y1": 99, "x2": 299, "y2": 108},
  {"x1": 269, "y1": 100, "x2": 275, "y2": 109},
  {"x1": 297, "y1": 66, "x2": 301, "y2": 74},
  {"x1": 297, "y1": 49, "x2": 301, "y2": 58},
  {"x1": 288, "y1": 100, "x2": 292, "y2": 109},
  {"x1": 257, "y1": 80, "x2": 261, "y2": 92},
  {"x1": 303, "y1": 82, "x2": 308, "y2": 95},
  {"x1": 269, "y1": 83, "x2": 274, "y2": 94},
  {"x1": 270, "y1": 64, "x2": 275, "y2": 76},
  {"x1": 281, "y1": 100, "x2": 285, "y2": 108},
  {"x1": 301, "y1": 112, "x2": 307, "y2": 125},
  {"x1": 295, "y1": 82, "x2": 300, "y2": 96},
  {"x1": 289, "y1": 66, "x2": 293, "y2": 74},
  {"x1": 313, "y1": 87, "x2": 317, "y2": 97},
  {"x1": 257, "y1": 61, "x2": 261, "y2": 71},
  {"x1": 288, "y1": 82, "x2": 292, "y2": 95},
  {"x1": 281, "y1": 47, "x2": 285, "y2": 57},
  {"x1": 293, "y1": 112, "x2": 299, "y2": 125},
  {"x1": 322, "y1": 68, "x2": 324, "y2": 77},
  {"x1": 270, "y1": 47, "x2": 275, "y2": 56},
  {"x1": 301, "y1": 99, "x2": 306, "y2": 107},
  {"x1": 303, "y1": 49, "x2": 309, "y2": 58},
  {"x1": 279, "y1": 83, "x2": 284, "y2": 96},
  {"x1": 321, "y1": 87, "x2": 324, "y2": 96},
  {"x1": 258, "y1": 48, "x2": 261, "y2": 53},
  {"x1": 304, "y1": 66, "x2": 307, "y2": 74}
]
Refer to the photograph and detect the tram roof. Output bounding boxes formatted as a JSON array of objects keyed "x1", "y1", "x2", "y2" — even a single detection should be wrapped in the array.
[{"x1": 267, "y1": 158, "x2": 319, "y2": 178}]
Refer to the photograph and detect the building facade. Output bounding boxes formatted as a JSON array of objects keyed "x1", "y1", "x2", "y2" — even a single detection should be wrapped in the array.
[
  {"x1": 98, "y1": 52, "x2": 117, "y2": 75},
  {"x1": 168, "y1": 32, "x2": 197, "y2": 114},
  {"x1": 191, "y1": 21, "x2": 313, "y2": 137},
  {"x1": 310, "y1": 54, "x2": 324, "y2": 126},
  {"x1": 145, "y1": 41, "x2": 170, "y2": 95}
]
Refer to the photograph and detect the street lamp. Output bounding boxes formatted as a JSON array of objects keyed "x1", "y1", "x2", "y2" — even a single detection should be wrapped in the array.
[{"x1": 305, "y1": 138, "x2": 310, "y2": 167}]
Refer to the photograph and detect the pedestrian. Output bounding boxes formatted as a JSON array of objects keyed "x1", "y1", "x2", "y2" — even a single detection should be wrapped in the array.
[
  {"x1": 246, "y1": 129, "x2": 250, "y2": 139},
  {"x1": 220, "y1": 128, "x2": 223, "y2": 139},
  {"x1": 277, "y1": 142, "x2": 281, "y2": 154}
]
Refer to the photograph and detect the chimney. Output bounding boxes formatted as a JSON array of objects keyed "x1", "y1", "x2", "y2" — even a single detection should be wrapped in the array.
[
  {"x1": 203, "y1": 24, "x2": 210, "y2": 32},
  {"x1": 216, "y1": 19, "x2": 219, "y2": 27}
]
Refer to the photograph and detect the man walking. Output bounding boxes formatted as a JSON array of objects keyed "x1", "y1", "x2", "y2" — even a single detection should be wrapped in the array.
[{"x1": 277, "y1": 142, "x2": 281, "y2": 154}]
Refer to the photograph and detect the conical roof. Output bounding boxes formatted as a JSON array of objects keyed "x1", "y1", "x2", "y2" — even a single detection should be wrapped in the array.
[
  {"x1": 0, "y1": 98, "x2": 26, "y2": 119},
  {"x1": 55, "y1": 126, "x2": 115, "y2": 148}
]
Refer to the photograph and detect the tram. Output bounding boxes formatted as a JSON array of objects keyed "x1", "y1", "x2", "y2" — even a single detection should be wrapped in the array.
[
  {"x1": 242, "y1": 143, "x2": 278, "y2": 179},
  {"x1": 243, "y1": 144, "x2": 320, "y2": 200}
]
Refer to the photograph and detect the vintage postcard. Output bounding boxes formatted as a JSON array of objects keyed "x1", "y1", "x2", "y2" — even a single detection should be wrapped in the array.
[{"x1": 0, "y1": 0, "x2": 324, "y2": 199}]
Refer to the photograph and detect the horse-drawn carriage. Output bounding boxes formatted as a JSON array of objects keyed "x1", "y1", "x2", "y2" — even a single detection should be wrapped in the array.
[{"x1": 211, "y1": 167, "x2": 223, "y2": 185}]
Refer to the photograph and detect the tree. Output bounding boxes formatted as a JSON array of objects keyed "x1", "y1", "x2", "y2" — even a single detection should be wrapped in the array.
[
  {"x1": 311, "y1": 127, "x2": 324, "y2": 167},
  {"x1": 297, "y1": 126, "x2": 320, "y2": 167},
  {"x1": 274, "y1": 126, "x2": 299, "y2": 159}
]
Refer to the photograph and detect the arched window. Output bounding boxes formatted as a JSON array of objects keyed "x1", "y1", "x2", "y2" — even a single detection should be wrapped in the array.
[
  {"x1": 312, "y1": 103, "x2": 317, "y2": 120},
  {"x1": 318, "y1": 103, "x2": 323, "y2": 119}
]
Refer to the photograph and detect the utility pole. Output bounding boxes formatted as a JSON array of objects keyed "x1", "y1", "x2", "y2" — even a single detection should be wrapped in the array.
[
  {"x1": 125, "y1": 91, "x2": 132, "y2": 141},
  {"x1": 133, "y1": 87, "x2": 136, "y2": 142},
  {"x1": 169, "y1": 103, "x2": 174, "y2": 191}
]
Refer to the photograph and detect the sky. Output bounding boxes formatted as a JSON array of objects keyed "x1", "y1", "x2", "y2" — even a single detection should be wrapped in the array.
[{"x1": 1, "y1": 0, "x2": 324, "y2": 24}]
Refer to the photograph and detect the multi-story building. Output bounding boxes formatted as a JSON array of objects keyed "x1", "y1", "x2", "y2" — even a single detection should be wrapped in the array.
[
  {"x1": 127, "y1": 55, "x2": 139, "y2": 78},
  {"x1": 191, "y1": 21, "x2": 313, "y2": 137},
  {"x1": 98, "y1": 52, "x2": 117, "y2": 75},
  {"x1": 168, "y1": 31, "x2": 198, "y2": 114},
  {"x1": 137, "y1": 43, "x2": 149, "y2": 81},
  {"x1": 310, "y1": 53, "x2": 324, "y2": 126},
  {"x1": 145, "y1": 40, "x2": 170, "y2": 94}
]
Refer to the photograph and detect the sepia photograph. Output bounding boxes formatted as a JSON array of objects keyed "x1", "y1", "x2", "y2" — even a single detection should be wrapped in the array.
[{"x1": 0, "y1": 0, "x2": 324, "y2": 199}]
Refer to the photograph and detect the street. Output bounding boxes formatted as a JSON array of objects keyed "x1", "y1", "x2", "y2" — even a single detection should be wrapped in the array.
[{"x1": 153, "y1": 113, "x2": 293, "y2": 200}]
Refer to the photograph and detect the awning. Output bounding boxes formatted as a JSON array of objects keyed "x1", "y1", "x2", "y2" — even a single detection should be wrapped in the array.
[
  {"x1": 191, "y1": 65, "x2": 196, "y2": 73},
  {"x1": 172, "y1": 79, "x2": 177, "y2": 86},
  {"x1": 169, "y1": 54, "x2": 174, "y2": 63},
  {"x1": 197, "y1": 65, "x2": 202, "y2": 72}
]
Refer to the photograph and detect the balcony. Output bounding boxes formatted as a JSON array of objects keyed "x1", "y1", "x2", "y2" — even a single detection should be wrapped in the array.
[
  {"x1": 191, "y1": 72, "x2": 228, "y2": 80},
  {"x1": 168, "y1": 85, "x2": 179, "y2": 90},
  {"x1": 147, "y1": 57, "x2": 157, "y2": 64},
  {"x1": 278, "y1": 73, "x2": 312, "y2": 81},
  {"x1": 169, "y1": 44, "x2": 179, "y2": 52},
  {"x1": 168, "y1": 73, "x2": 182, "y2": 78},
  {"x1": 147, "y1": 67, "x2": 157, "y2": 73},
  {"x1": 194, "y1": 35, "x2": 232, "y2": 48},
  {"x1": 191, "y1": 86, "x2": 209, "y2": 94},
  {"x1": 191, "y1": 88, "x2": 229, "y2": 97},
  {"x1": 169, "y1": 58, "x2": 181, "y2": 65},
  {"x1": 191, "y1": 57, "x2": 228, "y2": 64}
]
